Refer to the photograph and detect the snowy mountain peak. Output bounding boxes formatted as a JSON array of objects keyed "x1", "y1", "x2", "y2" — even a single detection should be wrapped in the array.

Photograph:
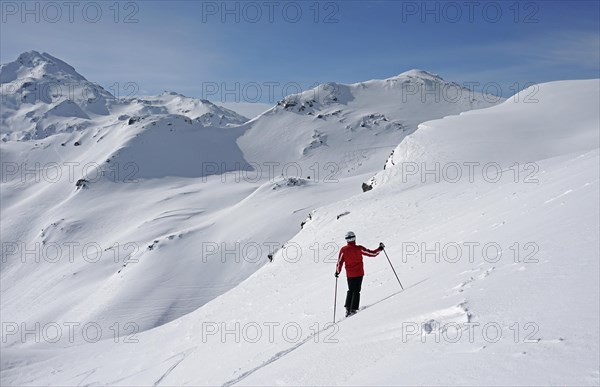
[
  {"x1": 273, "y1": 81, "x2": 353, "y2": 113},
  {"x1": 0, "y1": 52, "x2": 249, "y2": 140},
  {"x1": 1, "y1": 51, "x2": 118, "y2": 140},
  {"x1": 127, "y1": 91, "x2": 248, "y2": 126},
  {"x1": 160, "y1": 90, "x2": 185, "y2": 97},
  {"x1": 240, "y1": 70, "x2": 500, "y2": 180},
  {"x1": 17, "y1": 50, "x2": 74, "y2": 70},
  {"x1": 2, "y1": 50, "x2": 87, "y2": 85},
  {"x1": 272, "y1": 69, "x2": 477, "y2": 117},
  {"x1": 394, "y1": 69, "x2": 443, "y2": 81}
]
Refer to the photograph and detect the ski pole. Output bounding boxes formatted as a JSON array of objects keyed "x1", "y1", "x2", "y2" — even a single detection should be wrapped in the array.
[
  {"x1": 333, "y1": 276, "x2": 338, "y2": 323},
  {"x1": 382, "y1": 247, "x2": 404, "y2": 290}
]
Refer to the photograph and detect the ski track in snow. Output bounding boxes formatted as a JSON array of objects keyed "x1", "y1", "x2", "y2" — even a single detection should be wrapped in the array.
[
  {"x1": 221, "y1": 279, "x2": 428, "y2": 387},
  {"x1": 93, "y1": 347, "x2": 198, "y2": 386},
  {"x1": 544, "y1": 189, "x2": 573, "y2": 204},
  {"x1": 153, "y1": 348, "x2": 196, "y2": 386}
]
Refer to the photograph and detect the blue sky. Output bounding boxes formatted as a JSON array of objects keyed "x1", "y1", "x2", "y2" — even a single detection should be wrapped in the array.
[{"x1": 1, "y1": 0, "x2": 599, "y2": 105}]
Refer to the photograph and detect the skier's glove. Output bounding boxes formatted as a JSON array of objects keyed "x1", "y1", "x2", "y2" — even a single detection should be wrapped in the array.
[
  {"x1": 379, "y1": 242, "x2": 385, "y2": 250},
  {"x1": 335, "y1": 271, "x2": 339, "y2": 278}
]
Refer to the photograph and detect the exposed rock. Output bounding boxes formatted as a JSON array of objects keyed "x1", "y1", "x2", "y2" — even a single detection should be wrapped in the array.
[{"x1": 75, "y1": 179, "x2": 89, "y2": 189}]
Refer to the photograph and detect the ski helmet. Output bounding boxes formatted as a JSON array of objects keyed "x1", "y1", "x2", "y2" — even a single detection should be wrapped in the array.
[{"x1": 345, "y1": 231, "x2": 356, "y2": 241}]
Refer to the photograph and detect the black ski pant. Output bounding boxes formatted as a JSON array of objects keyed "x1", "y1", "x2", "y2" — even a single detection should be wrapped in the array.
[{"x1": 344, "y1": 276, "x2": 363, "y2": 310}]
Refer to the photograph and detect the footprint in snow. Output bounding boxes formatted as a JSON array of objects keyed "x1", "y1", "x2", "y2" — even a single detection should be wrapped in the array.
[
  {"x1": 478, "y1": 266, "x2": 495, "y2": 279},
  {"x1": 453, "y1": 266, "x2": 495, "y2": 294},
  {"x1": 452, "y1": 277, "x2": 475, "y2": 293}
]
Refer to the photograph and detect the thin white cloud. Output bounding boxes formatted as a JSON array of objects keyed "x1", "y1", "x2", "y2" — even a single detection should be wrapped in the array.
[{"x1": 541, "y1": 31, "x2": 600, "y2": 69}]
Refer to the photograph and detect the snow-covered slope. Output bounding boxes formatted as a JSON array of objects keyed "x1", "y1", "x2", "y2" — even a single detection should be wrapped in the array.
[
  {"x1": 365, "y1": 80, "x2": 599, "y2": 190},
  {"x1": 1, "y1": 51, "x2": 499, "y2": 353},
  {"x1": 238, "y1": 69, "x2": 498, "y2": 178},
  {"x1": 1, "y1": 78, "x2": 597, "y2": 386}
]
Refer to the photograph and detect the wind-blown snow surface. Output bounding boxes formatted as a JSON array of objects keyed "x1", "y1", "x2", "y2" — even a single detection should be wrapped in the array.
[{"x1": 1, "y1": 73, "x2": 598, "y2": 386}]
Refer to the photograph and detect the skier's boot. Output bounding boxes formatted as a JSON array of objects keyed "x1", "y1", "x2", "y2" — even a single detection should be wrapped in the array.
[
  {"x1": 345, "y1": 308, "x2": 351, "y2": 317},
  {"x1": 350, "y1": 309, "x2": 358, "y2": 316}
]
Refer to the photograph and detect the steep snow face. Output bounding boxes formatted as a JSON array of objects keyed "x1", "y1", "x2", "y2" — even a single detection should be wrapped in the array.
[
  {"x1": 238, "y1": 70, "x2": 499, "y2": 179},
  {"x1": 0, "y1": 51, "x2": 115, "y2": 140},
  {"x1": 0, "y1": 51, "x2": 87, "y2": 84},
  {"x1": 365, "y1": 80, "x2": 600, "y2": 190},
  {"x1": 106, "y1": 115, "x2": 251, "y2": 179},
  {"x1": 1, "y1": 79, "x2": 597, "y2": 387}
]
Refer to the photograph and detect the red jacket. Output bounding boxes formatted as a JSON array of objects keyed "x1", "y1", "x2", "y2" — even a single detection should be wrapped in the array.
[{"x1": 336, "y1": 241, "x2": 381, "y2": 278}]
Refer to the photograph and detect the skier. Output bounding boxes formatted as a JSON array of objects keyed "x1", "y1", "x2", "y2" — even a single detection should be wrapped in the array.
[{"x1": 335, "y1": 231, "x2": 384, "y2": 317}]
